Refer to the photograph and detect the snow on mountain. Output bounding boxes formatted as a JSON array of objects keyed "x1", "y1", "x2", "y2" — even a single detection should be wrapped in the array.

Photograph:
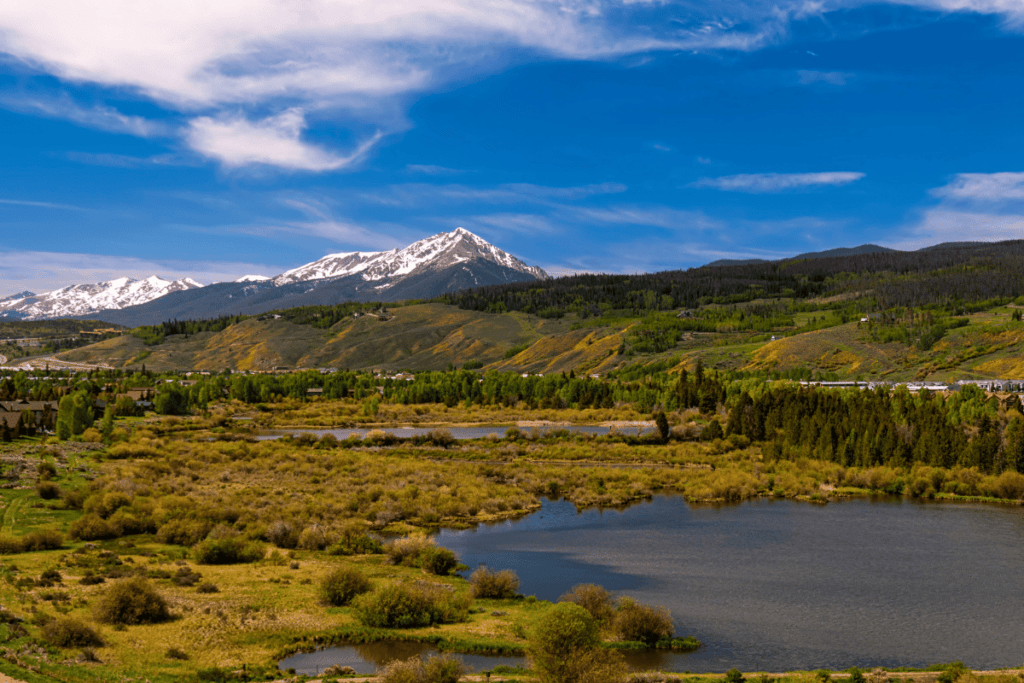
[
  {"x1": 0, "y1": 291, "x2": 35, "y2": 305},
  {"x1": 274, "y1": 228, "x2": 546, "y2": 287},
  {"x1": 3, "y1": 228, "x2": 545, "y2": 322},
  {"x1": 0, "y1": 276, "x2": 204, "y2": 320},
  {"x1": 273, "y1": 251, "x2": 385, "y2": 286}
]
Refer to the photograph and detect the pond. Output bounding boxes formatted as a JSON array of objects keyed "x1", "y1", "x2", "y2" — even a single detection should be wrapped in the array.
[
  {"x1": 283, "y1": 496, "x2": 1024, "y2": 674},
  {"x1": 257, "y1": 424, "x2": 655, "y2": 441}
]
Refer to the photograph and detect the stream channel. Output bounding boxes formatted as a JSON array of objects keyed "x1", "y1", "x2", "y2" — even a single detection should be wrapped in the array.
[
  {"x1": 281, "y1": 496, "x2": 1024, "y2": 675},
  {"x1": 258, "y1": 424, "x2": 655, "y2": 441}
]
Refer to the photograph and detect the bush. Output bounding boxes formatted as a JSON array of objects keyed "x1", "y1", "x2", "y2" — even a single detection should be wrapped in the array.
[
  {"x1": 39, "y1": 568, "x2": 62, "y2": 584},
  {"x1": 353, "y1": 582, "x2": 470, "y2": 628},
  {"x1": 378, "y1": 654, "x2": 465, "y2": 683},
  {"x1": 559, "y1": 583, "x2": 616, "y2": 626},
  {"x1": 385, "y1": 536, "x2": 432, "y2": 565},
  {"x1": 0, "y1": 536, "x2": 24, "y2": 555},
  {"x1": 21, "y1": 529, "x2": 64, "y2": 551},
  {"x1": 427, "y1": 428, "x2": 455, "y2": 448},
  {"x1": 319, "y1": 566, "x2": 372, "y2": 606},
  {"x1": 93, "y1": 577, "x2": 170, "y2": 625},
  {"x1": 196, "y1": 582, "x2": 219, "y2": 594},
  {"x1": 327, "y1": 523, "x2": 383, "y2": 556},
  {"x1": 529, "y1": 602, "x2": 626, "y2": 683},
  {"x1": 726, "y1": 669, "x2": 746, "y2": 683},
  {"x1": 613, "y1": 597, "x2": 674, "y2": 645},
  {"x1": 69, "y1": 515, "x2": 119, "y2": 541},
  {"x1": 992, "y1": 471, "x2": 1024, "y2": 500},
  {"x1": 35, "y1": 481, "x2": 61, "y2": 500},
  {"x1": 172, "y1": 567, "x2": 202, "y2": 587},
  {"x1": 61, "y1": 489, "x2": 86, "y2": 510},
  {"x1": 41, "y1": 617, "x2": 104, "y2": 648},
  {"x1": 469, "y1": 566, "x2": 520, "y2": 599},
  {"x1": 192, "y1": 537, "x2": 264, "y2": 565},
  {"x1": 419, "y1": 546, "x2": 459, "y2": 576},
  {"x1": 266, "y1": 520, "x2": 299, "y2": 549},
  {"x1": 37, "y1": 462, "x2": 58, "y2": 480},
  {"x1": 385, "y1": 537, "x2": 459, "y2": 575},
  {"x1": 297, "y1": 525, "x2": 332, "y2": 551},
  {"x1": 157, "y1": 519, "x2": 213, "y2": 546},
  {"x1": 166, "y1": 646, "x2": 189, "y2": 660}
]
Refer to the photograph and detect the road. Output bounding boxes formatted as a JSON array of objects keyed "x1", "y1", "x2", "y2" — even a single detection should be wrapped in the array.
[{"x1": 10, "y1": 355, "x2": 114, "y2": 372}]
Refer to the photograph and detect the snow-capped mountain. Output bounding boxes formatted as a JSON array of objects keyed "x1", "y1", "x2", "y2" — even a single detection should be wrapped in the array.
[
  {"x1": 15, "y1": 228, "x2": 546, "y2": 325},
  {"x1": 274, "y1": 228, "x2": 546, "y2": 287},
  {"x1": 0, "y1": 276, "x2": 203, "y2": 320}
]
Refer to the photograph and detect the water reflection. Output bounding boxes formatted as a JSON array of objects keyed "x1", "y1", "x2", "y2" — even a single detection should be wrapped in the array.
[
  {"x1": 278, "y1": 641, "x2": 681, "y2": 676},
  {"x1": 438, "y1": 496, "x2": 1024, "y2": 672}
]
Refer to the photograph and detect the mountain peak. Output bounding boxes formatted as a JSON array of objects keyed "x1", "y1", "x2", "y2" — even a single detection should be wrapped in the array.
[
  {"x1": 0, "y1": 276, "x2": 203, "y2": 320},
  {"x1": 274, "y1": 228, "x2": 547, "y2": 287}
]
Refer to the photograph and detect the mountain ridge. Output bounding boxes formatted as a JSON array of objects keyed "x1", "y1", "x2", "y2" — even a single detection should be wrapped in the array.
[{"x1": 0, "y1": 228, "x2": 547, "y2": 324}]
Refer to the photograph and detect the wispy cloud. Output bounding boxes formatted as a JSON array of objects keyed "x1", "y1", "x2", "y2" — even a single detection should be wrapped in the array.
[
  {"x1": 931, "y1": 172, "x2": 1024, "y2": 201},
  {"x1": 0, "y1": 249, "x2": 290, "y2": 297},
  {"x1": 405, "y1": 164, "x2": 464, "y2": 175},
  {"x1": 3, "y1": 1, "x2": 1023, "y2": 172},
  {"x1": 0, "y1": 198, "x2": 87, "y2": 211},
  {"x1": 691, "y1": 172, "x2": 866, "y2": 193},
  {"x1": 359, "y1": 181, "x2": 627, "y2": 207},
  {"x1": 457, "y1": 213, "x2": 563, "y2": 236},
  {"x1": 0, "y1": 93, "x2": 169, "y2": 137},
  {"x1": 225, "y1": 196, "x2": 411, "y2": 250},
  {"x1": 887, "y1": 208, "x2": 1024, "y2": 251},
  {"x1": 797, "y1": 70, "x2": 852, "y2": 86},
  {"x1": 185, "y1": 109, "x2": 382, "y2": 172}
]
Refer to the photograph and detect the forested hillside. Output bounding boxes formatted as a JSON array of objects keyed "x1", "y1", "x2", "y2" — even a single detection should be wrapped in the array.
[{"x1": 441, "y1": 240, "x2": 1024, "y2": 316}]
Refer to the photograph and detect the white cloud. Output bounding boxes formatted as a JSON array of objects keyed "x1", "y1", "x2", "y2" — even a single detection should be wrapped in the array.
[
  {"x1": 0, "y1": 249, "x2": 290, "y2": 297},
  {"x1": 0, "y1": 0, "x2": 749, "y2": 113},
  {"x1": 3, "y1": 1, "x2": 1023, "y2": 171},
  {"x1": 887, "y1": 208, "x2": 1024, "y2": 250},
  {"x1": 691, "y1": 171, "x2": 865, "y2": 192},
  {"x1": 0, "y1": 94, "x2": 169, "y2": 137},
  {"x1": 185, "y1": 109, "x2": 382, "y2": 171},
  {"x1": 931, "y1": 172, "x2": 1024, "y2": 201}
]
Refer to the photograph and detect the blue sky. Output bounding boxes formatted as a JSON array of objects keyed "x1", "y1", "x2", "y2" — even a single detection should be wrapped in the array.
[{"x1": 2, "y1": 0, "x2": 1024, "y2": 297}]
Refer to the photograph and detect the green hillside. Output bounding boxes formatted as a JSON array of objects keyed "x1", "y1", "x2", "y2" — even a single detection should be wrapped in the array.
[
  {"x1": 52, "y1": 240, "x2": 1024, "y2": 378},
  {"x1": 49, "y1": 300, "x2": 1024, "y2": 381}
]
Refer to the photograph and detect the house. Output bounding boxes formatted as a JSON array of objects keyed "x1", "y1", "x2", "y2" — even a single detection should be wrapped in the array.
[{"x1": 125, "y1": 387, "x2": 154, "y2": 401}]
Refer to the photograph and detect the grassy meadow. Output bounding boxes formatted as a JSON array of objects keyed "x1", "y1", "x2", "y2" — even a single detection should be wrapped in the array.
[{"x1": 0, "y1": 401, "x2": 1021, "y2": 682}]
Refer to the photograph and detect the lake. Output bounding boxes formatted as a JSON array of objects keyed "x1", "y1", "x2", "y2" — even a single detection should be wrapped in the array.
[{"x1": 284, "y1": 496, "x2": 1024, "y2": 674}]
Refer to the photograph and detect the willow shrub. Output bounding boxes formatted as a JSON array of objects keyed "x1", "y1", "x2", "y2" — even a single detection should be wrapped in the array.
[
  {"x1": 319, "y1": 567, "x2": 372, "y2": 607},
  {"x1": 613, "y1": 597, "x2": 674, "y2": 645},
  {"x1": 529, "y1": 602, "x2": 626, "y2": 683},
  {"x1": 559, "y1": 583, "x2": 616, "y2": 626},
  {"x1": 353, "y1": 582, "x2": 470, "y2": 628},
  {"x1": 379, "y1": 654, "x2": 464, "y2": 683},
  {"x1": 41, "y1": 617, "x2": 104, "y2": 648},
  {"x1": 385, "y1": 537, "x2": 459, "y2": 576},
  {"x1": 469, "y1": 566, "x2": 520, "y2": 599},
  {"x1": 192, "y1": 537, "x2": 264, "y2": 565},
  {"x1": 93, "y1": 578, "x2": 170, "y2": 625}
]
